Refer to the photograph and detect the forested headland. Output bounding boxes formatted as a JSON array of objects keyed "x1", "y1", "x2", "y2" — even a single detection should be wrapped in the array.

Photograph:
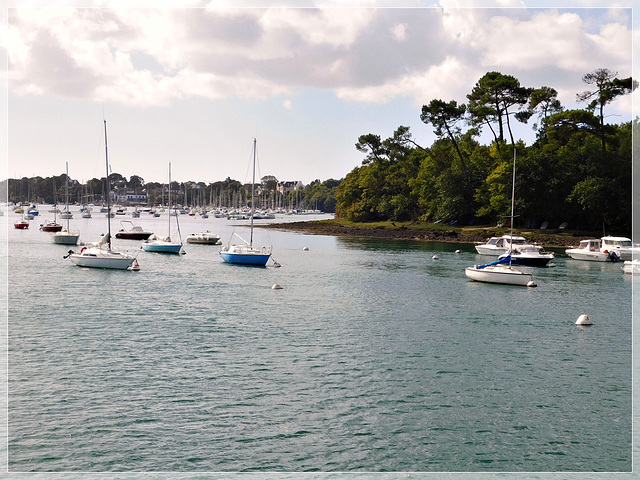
[{"x1": 335, "y1": 69, "x2": 635, "y2": 234}]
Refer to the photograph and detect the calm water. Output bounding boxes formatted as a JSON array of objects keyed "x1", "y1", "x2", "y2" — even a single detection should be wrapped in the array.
[{"x1": 6, "y1": 209, "x2": 633, "y2": 473}]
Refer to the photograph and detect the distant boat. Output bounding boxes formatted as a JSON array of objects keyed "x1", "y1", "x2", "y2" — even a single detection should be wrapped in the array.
[
  {"x1": 67, "y1": 120, "x2": 138, "y2": 270},
  {"x1": 466, "y1": 149, "x2": 535, "y2": 287},
  {"x1": 220, "y1": 138, "x2": 273, "y2": 266},
  {"x1": 622, "y1": 259, "x2": 639, "y2": 274},
  {"x1": 186, "y1": 231, "x2": 221, "y2": 245},
  {"x1": 142, "y1": 162, "x2": 183, "y2": 254},
  {"x1": 474, "y1": 234, "x2": 540, "y2": 255},
  {"x1": 41, "y1": 179, "x2": 63, "y2": 232},
  {"x1": 115, "y1": 220, "x2": 153, "y2": 240},
  {"x1": 565, "y1": 237, "x2": 635, "y2": 262},
  {"x1": 52, "y1": 162, "x2": 80, "y2": 245},
  {"x1": 498, "y1": 245, "x2": 554, "y2": 267}
]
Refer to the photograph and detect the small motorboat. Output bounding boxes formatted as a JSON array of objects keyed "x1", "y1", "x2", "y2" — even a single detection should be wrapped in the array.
[
  {"x1": 115, "y1": 220, "x2": 153, "y2": 240},
  {"x1": 622, "y1": 259, "x2": 639, "y2": 274},
  {"x1": 474, "y1": 234, "x2": 539, "y2": 255},
  {"x1": 186, "y1": 231, "x2": 221, "y2": 245},
  {"x1": 499, "y1": 245, "x2": 554, "y2": 267},
  {"x1": 40, "y1": 219, "x2": 63, "y2": 232}
]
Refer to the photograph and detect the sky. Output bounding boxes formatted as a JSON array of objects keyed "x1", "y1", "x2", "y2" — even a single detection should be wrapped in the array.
[{"x1": 2, "y1": 0, "x2": 636, "y2": 186}]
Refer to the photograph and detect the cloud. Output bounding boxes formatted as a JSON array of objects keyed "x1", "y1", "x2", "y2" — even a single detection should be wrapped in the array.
[{"x1": 7, "y1": 6, "x2": 633, "y2": 113}]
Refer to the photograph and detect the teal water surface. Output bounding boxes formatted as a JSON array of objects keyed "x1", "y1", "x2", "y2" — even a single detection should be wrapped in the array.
[{"x1": 7, "y1": 211, "x2": 632, "y2": 472}]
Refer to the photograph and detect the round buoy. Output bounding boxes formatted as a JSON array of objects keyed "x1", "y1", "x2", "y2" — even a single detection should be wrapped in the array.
[
  {"x1": 575, "y1": 313, "x2": 592, "y2": 325},
  {"x1": 303, "y1": 246, "x2": 309, "y2": 251},
  {"x1": 271, "y1": 283, "x2": 283, "y2": 290},
  {"x1": 432, "y1": 255, "x2": 439, "y2": 260},
  {"x1": 527, "y1": 281, "x2": 537, "y2": 287},
  {"x1": 455, "y1": 249, "x2": 461, "y2": 254}
]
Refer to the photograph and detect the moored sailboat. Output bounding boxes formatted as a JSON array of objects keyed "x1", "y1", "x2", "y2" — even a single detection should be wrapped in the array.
[
  {"x1": 142, "y1": 162, "x2": 183, "y2": 254},
  {"x1": 67, "y1": 120, "x2": 138, "y2": 270},
  {"x1": 52, "y1": 163, "x2": 80, "y2": 245},
  {"x1": 220, "y1": 138, "x2": 272, "y2": 266},
  {"x1": 465, "y1": 149, "x2": 536, "y2": 287}
]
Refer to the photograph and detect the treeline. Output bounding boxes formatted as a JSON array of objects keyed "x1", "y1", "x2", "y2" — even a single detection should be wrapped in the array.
[
  {"x1": 5, "y1": 173, "x2": 341, "y2": 213},
  {"x1": 336, "y1": 69, "x2": 635, "y2": 232}
]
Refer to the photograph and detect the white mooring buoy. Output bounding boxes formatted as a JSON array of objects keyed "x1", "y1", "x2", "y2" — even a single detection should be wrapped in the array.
[
  {"x1": 575, "y1": 313, "x2": 593, "y2": 326},
  {"x1": 271, "y1": 283, "x2": 283, "y2": 290},
  {"x1": 432, "y1": 255, "x2": 439, "y2": 260},
  {"x1": 303, "y1": 246, "x2": 309, "y2": 251},
  {"x1": 455, "y1": 249, "x2": 461, "y2": 254},
  {"x1": 527, "y1": 280, "x2": 537, "y2": 287}
]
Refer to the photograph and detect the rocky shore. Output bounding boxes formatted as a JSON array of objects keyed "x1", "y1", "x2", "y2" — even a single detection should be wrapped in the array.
[{"x1": 263, "y1": 220, "x2": 586, "y2": 248}]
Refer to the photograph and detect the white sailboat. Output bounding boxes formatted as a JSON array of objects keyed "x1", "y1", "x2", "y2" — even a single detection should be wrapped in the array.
[
  {"x1": 220, "y1": 138, "x2": 273, "y2": 266},
  {"x1": 465, "y1": 149, "x2": 536, "y2": 287},
  {"x1": 52, "y1": 162, "x2": 80, "y2": 245},
  {"x1": 142, "y1": 162, "x2": 183, "y2": 254},
  {"x1": 66, "y1": 120, "x2": 138, "y2": 270}
]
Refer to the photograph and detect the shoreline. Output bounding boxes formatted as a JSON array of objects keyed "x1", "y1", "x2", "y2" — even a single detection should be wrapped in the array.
[{"x1": 262, "y1": 219, "x2": 598, "y2": 248}]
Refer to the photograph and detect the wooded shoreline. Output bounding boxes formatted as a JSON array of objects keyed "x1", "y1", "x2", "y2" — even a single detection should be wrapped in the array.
[{"x1": 263, "y1": 219, "x2": 607, "y2": 248}]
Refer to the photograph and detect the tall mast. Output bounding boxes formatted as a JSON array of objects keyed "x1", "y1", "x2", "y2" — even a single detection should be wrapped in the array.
[
  {"x1": 64, "y1": 162, "x2": 70, "y2": 231},
  {"x1": 509, "y1": 148, "x2": 516, "y2": 266},
  {"x1": 104, "y1": 120, "x2": 112, "y2": 250},
  {"x1": 250, "y1": 137, "x2": 256, "y2": 247},
  {"x1": 168, "y1": 162, "x2": 172, "y2": 239}
]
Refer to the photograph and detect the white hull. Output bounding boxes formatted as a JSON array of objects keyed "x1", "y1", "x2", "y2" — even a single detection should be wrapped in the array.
[
  {"x1": 565, "y1": 249, "x2": 610, "y2": 262},
  {"x1": 186, "y1": 231, "x2": 221, "y2": 245},
  {"x1": 52, "y1": 231, "x2": 80, "y2": 245},
  {"x1": 622, "y1": 260, "x2": 640, "y2": 274},
  {"x1": 69, "y1": 247, "x2": 136, "y2": 270},
  {"x1": 465, "y1": 264, "x2": 533, "y2": 286}
]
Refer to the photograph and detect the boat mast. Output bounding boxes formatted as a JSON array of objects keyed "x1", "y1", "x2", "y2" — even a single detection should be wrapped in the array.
[
  {"x1": 64, "y1": 162, "x2": 70, "y2": 231},
  {"x1": 509, "y1": 148, "x2": 516, "y2": 266},
  {"x1": 168, "y1": 162, "x2": 172, "y2": 239},
  {"x1": 250, "y1": 137, "x2": 256, "y2": 248},
  {"x1": 104, "y1": 120, "x2": 112, "y2": 250}
]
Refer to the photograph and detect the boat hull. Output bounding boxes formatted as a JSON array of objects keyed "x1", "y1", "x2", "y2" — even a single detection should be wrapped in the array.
[
  {"x1": 41, "y1": 225, "x2": 63, "y2": 232},
  {"x1": 465, "y1": 265, "x2": 533, "y2": 286},
  {"x1": 14, "y1": 222, "x2": 29, "y2": 229},
  {"x1": 220, "y1": 252, "x2": 271, "y2": 266},
  {"x1": 69, "y1": 248, "x2": 135, "y2": 270},
  {"x1": 52, "y1": 232, "x2": 80, "y2": 245},
  {"x1": 186, "y1": 232, "x2": 221, "y2": 245},
  {"x1": 499, "y1": 253, "x2": 554, "y2": 267},
  {"x1": 565, "y1": 249, "x2": 611, "y2": 262},
  {"x1": 116, "y1": 232, "x2": 153, "y2": 240},
  {"x1": 142, "y1": 242, "x2": 182, "y2": 254}
]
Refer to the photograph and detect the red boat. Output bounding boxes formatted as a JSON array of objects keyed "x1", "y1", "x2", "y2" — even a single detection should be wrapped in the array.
[
  {"x1": 40, "y1": 220, "x2": 63, "y2": 232},
  {"x1": 14, "y1": 220, "x2": 29, "y2": 229}
]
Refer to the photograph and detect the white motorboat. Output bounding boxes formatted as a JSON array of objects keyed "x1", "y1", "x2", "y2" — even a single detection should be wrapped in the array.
[
  {"x1": 220, "y1": 138, "x2": 273, "y2": 267},
  {"x1": 565, "y1": 239, "x2": 612, "y2": 261},
  {"x1": 622, "y1": 259, "x2": 639, "y2": 274},
  {"x1": 565, "y1": 237, "x2": 634, "y2": 262},
  {"x1": 498, "y1": 245, "x2": 554, "y2": 267},
  {"x1": 186, "y1": 231, "x2": 221, "y2": 245},
  {"x1": 600, "y1": 236, "x2": 635, "y2": 261},
  {"x1": 67, "y1": 120, "x2": 138, "y2": 270},
  {"x1": 474, "y1": 235, "x2": 539, "y2": 255}
]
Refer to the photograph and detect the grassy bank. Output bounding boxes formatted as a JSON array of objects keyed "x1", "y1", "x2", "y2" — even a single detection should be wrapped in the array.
[{"x1": 263, "y1": 218, "x2": 608, "y2": 248}]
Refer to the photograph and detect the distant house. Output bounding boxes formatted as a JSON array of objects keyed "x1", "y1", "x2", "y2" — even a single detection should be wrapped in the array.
[
  {"x1": 111, "y1": 188, "x2": 147, "y2": 204},
  {"x1": 277, "y1": 181, "x2": 304, "y2": 196}
]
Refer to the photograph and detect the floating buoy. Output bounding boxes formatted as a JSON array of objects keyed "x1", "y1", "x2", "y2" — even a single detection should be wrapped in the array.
[
  {"x1": 575, "y1": 313, "x2": 592, "y2": 325},
  {"x1": 271, "y1": 283, "x2": 283, "y2": 290},
  {"x1": 455, "y1": 249, "x2": 461, "y2": 254},
  {"x1": 131, "y1": 259, "x2": 140, "y2": 272},
  {"x1": 527, "y1": 281, "x2": 537, "y2": 287},
  {"x1": 432, "y1": 255, "x2": 439, "y2": 260},
  {"x1": 303, "y1": 246, "x2": 309, "y2": 251}
]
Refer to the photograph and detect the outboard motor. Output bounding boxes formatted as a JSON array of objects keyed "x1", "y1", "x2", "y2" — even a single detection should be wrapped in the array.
[
  {"x1": 608, "y1": 251, "x2": 621, "y2": 262},
  {"x1": 63, "y1": 249, "x2": 74, "y2": 259}
]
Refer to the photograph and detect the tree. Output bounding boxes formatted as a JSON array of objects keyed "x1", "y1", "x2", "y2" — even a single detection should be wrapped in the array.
[
  {"x1": 523, "y1": 86, "x2": 563, "y2": 135},
  {"x1": 467, "y1": 72, "x2": 533, "y2": 147},
  {"x1": 420, "y1": 99, "x2": 471, "y2": 183}
]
